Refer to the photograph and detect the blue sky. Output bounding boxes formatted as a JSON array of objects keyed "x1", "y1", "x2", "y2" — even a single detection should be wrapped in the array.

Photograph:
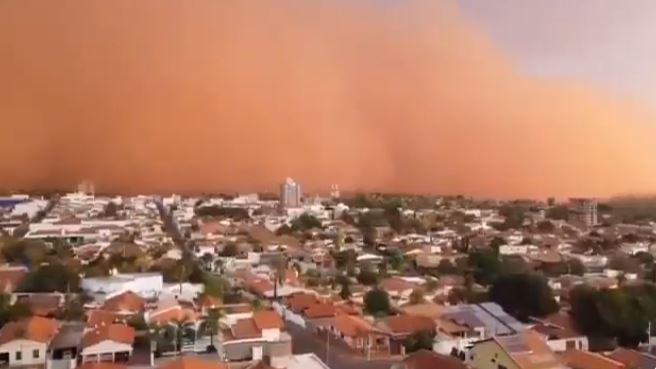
[{"x1": 458, "y1": 0, "x2": 656, "y2": 105}]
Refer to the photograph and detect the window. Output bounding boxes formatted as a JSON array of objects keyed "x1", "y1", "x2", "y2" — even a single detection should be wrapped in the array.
[
  {"x1": 566, "y1": 340, "x2": 576, "y2": 349},
  {"x1": 15, "y1": 351, "x2": 21, "y2": 361},
  {"x1": 33, "y1": 350, "x2": 39, "y2": 359}
]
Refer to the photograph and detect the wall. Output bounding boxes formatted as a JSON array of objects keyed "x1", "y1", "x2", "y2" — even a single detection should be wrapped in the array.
[
  {"x1": 469, "y1": 340, "x2": 518, "y2": 369},
  {"x1": 0, "y1": 340, "x2": 47, "y2": 366},
  {"x1": 261, "y1": 328, "x2": 281, "y2": 342},
  {"x1": 547, "y1": 336, "x2": 588, "y2": 353},
  {"x1": 81, "y1": 340, "x2": 133, "y2": 357}
]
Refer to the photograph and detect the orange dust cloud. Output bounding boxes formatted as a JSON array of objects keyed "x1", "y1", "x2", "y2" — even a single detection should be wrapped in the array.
[{"x1": 1, "y1": 0, "x2": 655, "y2": 198}]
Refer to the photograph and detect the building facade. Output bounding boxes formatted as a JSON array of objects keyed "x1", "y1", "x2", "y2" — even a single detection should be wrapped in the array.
[{"x1": 280, "y1": 178, "x2": 302, "y2": 209}]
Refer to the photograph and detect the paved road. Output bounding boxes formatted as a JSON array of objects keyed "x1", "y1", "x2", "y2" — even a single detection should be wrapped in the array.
[{"x1": 286, "y1": 322, "x2": 400, "y2": 369}]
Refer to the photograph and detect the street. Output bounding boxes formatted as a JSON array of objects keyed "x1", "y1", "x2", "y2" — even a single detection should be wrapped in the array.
[{"x1": 285, "y1": 322, "x2": 401, "y2": 369}]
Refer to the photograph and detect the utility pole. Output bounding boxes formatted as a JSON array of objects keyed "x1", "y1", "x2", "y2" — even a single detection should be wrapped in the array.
[{"x1": 326, "y1": 329, "x2": 330, "y2": 366}]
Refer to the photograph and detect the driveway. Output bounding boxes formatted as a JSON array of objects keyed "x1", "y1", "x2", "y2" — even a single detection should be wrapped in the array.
[{"x1": 285, "y1": 322, "x2": 401, "y2": 369}]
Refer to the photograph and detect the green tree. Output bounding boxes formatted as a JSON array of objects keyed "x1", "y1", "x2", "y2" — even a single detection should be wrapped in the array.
[
  {"x1": 357, "y1": 267, "x2": 379, "y2": 286},
  {"x1": 437, "y1": 259, "x2": 457, "y2": 274},
  {"x1": 203, "y1": 308, "x2": 224, "y2": 350},
  {"x1": 19, "y1": 263, "x2": 80, "y2": 293},
  {"x1": 468, "y1": 250, "x2": 501, "y2": 285},
  {"x1": 489, "y1": 273, "x2": 558, "y2": 321},
  {"x1": 339, "y1": 278, "x2": 352, "y2": 300},
  {"x1": 403, "y1": 330, "x2": 436, "y2": 353},
  {"x1": 291, "y1": 214, "x2": 322, "y2": 232},
  {"x1": 546, "y1": 205, "x2": 569, "y2": 221},
  {"x1": 219, "y1": 243, "x2": 238, "y2": 257},
  {"x1": 537, "y1": 220, "x2": 555, "y2": 233},
  {"x1": 364, "y1": 288, "x2": 391, "y2": 316},
  {"x1": 489, "y1": 237, "x2": 505, "y2": 254}
]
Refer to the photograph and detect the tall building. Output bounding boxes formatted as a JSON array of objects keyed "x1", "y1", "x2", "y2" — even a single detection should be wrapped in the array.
[
  {"x1": 569, "y1": 198, "x2": 598, "y2": 228},
  {"x1": 280, "y1": 178, "x2": 302, "y2": 208},
  {"x1": 76, "y1": 180, "x2": 95, "y2": 196},
  {"x1": 330, "y1": 184, "x2": 340, "y2": 199}
]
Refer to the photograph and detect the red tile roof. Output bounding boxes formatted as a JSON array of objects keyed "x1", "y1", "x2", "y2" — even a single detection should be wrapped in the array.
[
  {"x1": 158, "y1": 356, "x2": 228, "y2": 369},
  {"x1": 232, "y1": 318, "x2": 261, "y2": 340},
  {"x1": 304, "y1": 303, "x2": 337, "y2": 319},
  {"x1": 81, "y1": 324, "x2": 135, "y2": 348},
  {"x1": 0, "y1": 317, "x2": 59, "y2": 345},
  {"x1": 253, "y1": 310, "x2": 283, "y2": 330},
  {"x1": 78, "y1": 363, "x2": 127, "y2": 369},
  {"x1": 381, "y1": 315, "x2": 436, "y2": 336},
  {"x1": 562, "y1": 349, "x2": 625, "y2": 369},
  {"x1": 403, "y1": 350, "x2": 468, "y2": 369},
  {"x1": 102, "y1": 291, "x2": 145, "y2": 313}
]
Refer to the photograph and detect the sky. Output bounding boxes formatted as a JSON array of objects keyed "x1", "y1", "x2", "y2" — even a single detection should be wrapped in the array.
[
  {"x1": 459, "y1": 0, "x2": 656, "y2": 104},
  {"x1": 1, "y1": 0, "x2": 655, "y2": 199}
]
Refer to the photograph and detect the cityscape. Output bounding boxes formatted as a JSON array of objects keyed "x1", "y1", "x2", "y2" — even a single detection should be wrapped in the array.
[
  {"x1": 3, "y1": 2, "x2": 656, "y2": 369},
  {"x1": 1, "y1": 180, "x2": 656, "y2": 369}
]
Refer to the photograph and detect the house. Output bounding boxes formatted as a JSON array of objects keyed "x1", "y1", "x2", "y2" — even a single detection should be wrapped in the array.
[
  {"x1": 377, "y1": 315, "x2": 436, "y2": 355},
  {"x1": 330, "y1": 313, "x2": 390, "y2": 357},
  {"x1": 380, "y1": 277, "x2": 420, "y2": 302},
  {"x1": 469, "y1": 330, "x2": 563, "y2": 369},
  {"x1": 394, "y1": 349, "x2": 469, "y2": 369},
  {"x1": 77, "y1": 363, "x2": 127, "y2": 369},
  {"x1": 561, "y1": 349, "x2": 625, "y2": 369},
  {"x1": 433, "y1": 303, "x2": 525, "y2": 357},
  {"x1": 221, "y1": 309, "x2": 291, "y2": 362},
  {"x1": 79, "y1": 324, "x2": 135, "y2": 363},
  {"x1": 14, "y1": 293, "x2": 64, "y2": 317},
  {"x1": 246, "y1": 353, "x2": 332, "y2": 369},
  {"x1": 608, "y1": 348, "x2": 656, "y2": 369},
  {"x1": 531, "y1": 312, "x2": 588, "y2": 352},
  {"x1": 0, "y1": 317, "x2": 59, "y2": 366},
  {"x1": 158, "y1": 356, "x2": 228, "y2": 369},
  {"x1": 49, "y1": 322, "x2": 85, "y2": 368},
  {"x1": 101, "y1": 290, "x2": 146, "y2": 315},
  {"x1": 146, "y1": 302, "x2": 200, "y2": 326},
  {"x1": 81, "y1": 273, "x2": 163, "y2": 299}
]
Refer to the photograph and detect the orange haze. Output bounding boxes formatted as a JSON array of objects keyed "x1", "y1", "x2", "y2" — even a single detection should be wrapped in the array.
[{"x1": 1, "y1": 0, "x2": 655, "y2": 198}]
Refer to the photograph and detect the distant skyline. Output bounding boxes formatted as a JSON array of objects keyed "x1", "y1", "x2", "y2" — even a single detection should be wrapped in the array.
[{"x1": 459, "y1": 0, "x2": 656, "y2": 105}]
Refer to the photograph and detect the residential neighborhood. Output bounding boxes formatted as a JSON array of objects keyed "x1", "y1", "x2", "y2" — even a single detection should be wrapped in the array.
[{"x1": 1, "y1": 182, "x2": 656, "y2": 369}]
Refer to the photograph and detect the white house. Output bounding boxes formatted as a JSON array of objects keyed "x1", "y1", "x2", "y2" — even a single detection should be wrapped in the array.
[
  {"x1": 79, "y1": 324, "x2": 135, "y2": 363},
  {"x1": 81, "y1": 273, "x2": 163, "y2": 299},
  {"x1": 0, "y1": 317, "x2": 59, "y2": 367}
]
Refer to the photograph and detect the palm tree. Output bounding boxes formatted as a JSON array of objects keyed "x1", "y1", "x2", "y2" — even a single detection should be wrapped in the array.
[
  {"x1": 171, "y1": 317, "x2": 195, "y2": 355},
  {"x1": 272, "y1": 253, "x2": 287, "y2": 300},
  {"x1": 203, "y1": 308, "x2": 224, "y2": 350},
  {"x1": 147, "y1": 324, "x2": 165, "y2": 355}
]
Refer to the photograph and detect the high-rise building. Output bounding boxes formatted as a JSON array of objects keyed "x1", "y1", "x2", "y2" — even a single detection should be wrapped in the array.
[
  {"x1": 330, "y1": 184, "x2": 340, "y2": 199},
  {"x1": 77, "y1": 180, "x2": 95, "y2": 196},
  {"x1": 569, "y1": 198, "x2": 598, "y2": 228},
  {"x1": 280, "y1": 178, "x2": 302, "y2": 208}
]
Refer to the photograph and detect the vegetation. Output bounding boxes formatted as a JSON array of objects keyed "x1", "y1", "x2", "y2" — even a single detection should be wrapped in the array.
[
  {"x1": 195, "y1": 206, "x2": 249, "y2": 221},
  {"x1": 19, "y1": 263, "x2": 80, "y2": 293},
  {"x1": 291, "y1": 214, "x2": 322, "y2": 232},
  {"x1": 364, "y1": 288, "x2": 391, "y2": 316},
  {"x1": 490, "y1": 272, "x2": 558, "y2": 321},
  {"x1": 403, "y1": 330, "x2": 436, "y2": 353},
  {"x1": 569, "y1": 283, "x2": 656, "y2": 347}
]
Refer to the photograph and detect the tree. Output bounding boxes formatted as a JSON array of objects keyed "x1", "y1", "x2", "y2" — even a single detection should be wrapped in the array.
[
  {"x1": 2, "y1": 239, "x2": 48, "y2": 267},
  {"x1": 364, "y1": 288, "x2": 391, "y2": 316},
  {"x1": 389, "y1": 251, "x2": 405, "y2": 271},
  {"x1": 203, "y1": 308, "x2": 223, "y2": 350},
  {"x1": 291, "y1": 214, "x2": 322, "y2": 232},
  {"x1": 219, "y1": 243, "x2": 238, "y2": 257},
  {"x1": 609, "y1": 255, "x2": 641, "y2": 274},
  {"x1": 437, "y1": 259, "x2": 457, "y2": 274},
  {"x1": 409, "y1": 289, "x2": 425, "y2": 305},
  {"x1": 537, "y1": 220, "x2": 555, "y2": 233},
  {"x1": 489, "y1": 273, "x2": 558, "y2": 321},
  {"x1": 339, "y1": 277, "x2": 352, "y2": 300},
  {"x1": 546, "y1": 205, "x2": 569, "y2": 221},
  {"x1": 19, "y1": 263, "x2": 80, "y2": 293},
  {"x1": 357, "y1": 267, "x2": 379, "y2": 286},
  {"x1": 403, "y1": 330, "x2": 436, "y2": 353},
  {"x1": 489, "y1": 237, "x2": 505, "y2": 254},
  {"x1": 468, "y1": 250, "x2": 501, "y2": 285},
  {"x1": 172, "y1": 318, "x2": 195, "y2": 355},
  {"x1": 104, "y1": 202, "x2": 119, "y2": 217}
]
